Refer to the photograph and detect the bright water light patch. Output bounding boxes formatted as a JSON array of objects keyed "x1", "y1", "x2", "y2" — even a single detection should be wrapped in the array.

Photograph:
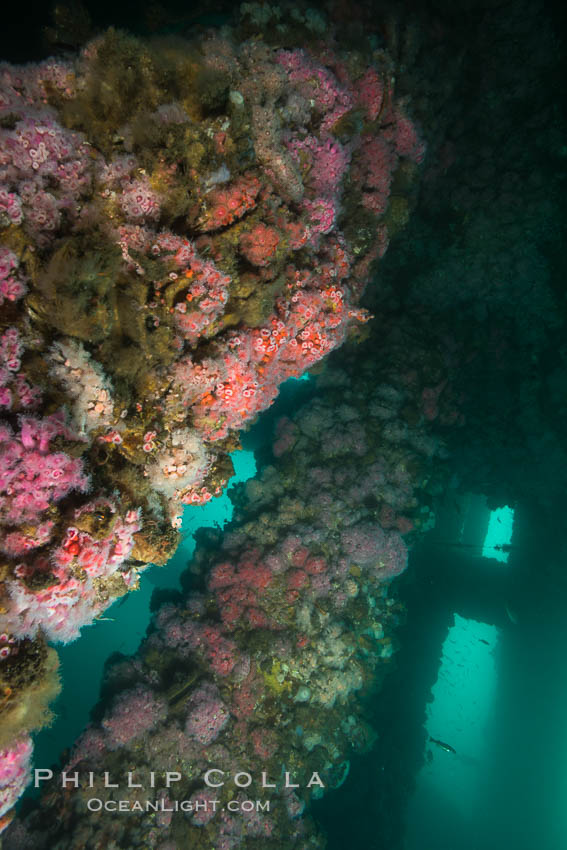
[
  {"x1": 482, "y1": 506, "x2": 514, "y2": 562},
  {"x1": 145, "y1": 449, "x2": 256, "y2": 590},
  {"x1": 405, "y1": 615, "x2": 499, "y2": 848},
  {"x1": 179, "y1": 449, "x2": 257, "y2": 542},
  {"x1": 426, "y1": 615, "x2": 498, "y2": 767},
  {"x1": 448, "y1": 493, "x2": 514, "y2": 563}
]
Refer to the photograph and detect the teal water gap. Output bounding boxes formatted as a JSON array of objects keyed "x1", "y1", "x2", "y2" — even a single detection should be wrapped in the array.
[
  {"x1": 31, "y1": 448, "x2": 257, "y2": 779},
  {"x1": 30, "y1": 371, "x2": 314, "y2": 789}
]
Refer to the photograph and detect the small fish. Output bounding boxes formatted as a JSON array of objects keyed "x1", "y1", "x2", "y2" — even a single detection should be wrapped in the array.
[
  {"x1": 429, "y1": 736, "x2": 456, "y2": 755},
  {"x1": 479, "y1": 638, "x2": 489, "y2": 645},
  {"x1": 505, "y1": 602, "x2": 519, "y2": 625}
]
